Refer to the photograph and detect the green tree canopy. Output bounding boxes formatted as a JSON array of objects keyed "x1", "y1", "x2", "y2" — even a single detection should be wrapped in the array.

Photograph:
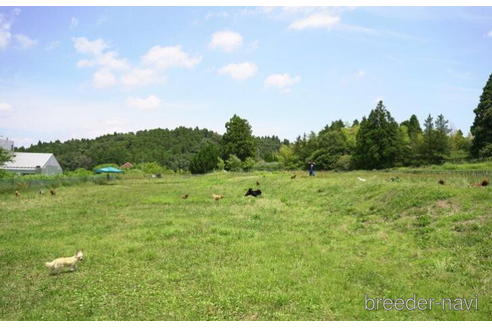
[
  {"x1": 221, "y1": 115, "x2": 256, "y2": 161},
  {"x1": 401, "y1": 114, "x2": 422, "y2": 140},
  {"x1": 189, "y1": 143, "x2": 220, "y2": 174},
  {"x1": 419, "y1": 114, "x2": 450, "y2": 164},
  {"x1": 310, "y1": 129, "x2": 350, "y2": 170},
  {"x1": 471, "y1": 73, "x2": 492, "y2": 158},
  {"x1": 0, "y1": 148, "x2": 13, "y2": 166},
  {"x1": 353, "y1": 101, "x2": 400, "y2": 169}
]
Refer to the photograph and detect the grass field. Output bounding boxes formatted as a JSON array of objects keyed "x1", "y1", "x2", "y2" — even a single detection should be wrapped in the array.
[{"x1": 0, "y1": 171, "x2": 491, "y2": 320}]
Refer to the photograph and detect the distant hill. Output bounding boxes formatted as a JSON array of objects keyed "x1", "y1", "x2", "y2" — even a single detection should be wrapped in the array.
[{"x1": 17, "y1": 126, "x2": 283, "y2": 171}]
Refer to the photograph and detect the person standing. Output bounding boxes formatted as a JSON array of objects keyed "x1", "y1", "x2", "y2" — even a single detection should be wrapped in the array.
[{"x1": 308, "y1": 161, "x2": 316, "y2": 176}]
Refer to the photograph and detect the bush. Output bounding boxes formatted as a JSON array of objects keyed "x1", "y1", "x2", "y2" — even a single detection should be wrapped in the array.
[
  {"x1": 242, "y1": 157, "x2": 256, "y2": 172},
  {"x1": 216, "y1": 157, "x2": 225, "y2": 171},
  {"x1": 225, "y1": 154, "x2": 242, "y2": 172},
  {"x1": 0, "y1": 169, "x2": 13, "y2": 178},
  {"x1": 134, "y1": 162, "x2": 169, "y2": 175},
  {"x1": 479, "y1": 144, "x2": 492, "y2": 159},
  {"x1": 189, "y1": 144, "x2": 220, "y2": 174},
  {"x1": 124, "y1": 168, "x2": 146, "y2": 177},
  {"x1": 277, "y1": 145, "x2": 299, "y2": 170},
  {"x1": 66, "y1": 168, "x2": 93, "y2": 177},
  {"x1": 333, "y1": 155, "x2": 352, "y2": 171},
  {"x1": 252, "y1": 160, "x2": 282, "y2": 171},
  {"x1": 93, "y1": 177, "x2": 111, "y2": 185}
]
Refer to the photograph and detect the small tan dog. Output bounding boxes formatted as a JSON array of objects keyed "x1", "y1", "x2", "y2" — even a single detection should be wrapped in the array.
[
  {"x1": 212, "y1": 194, "x2": 224, "y2": 201},
  {"x1": 45, "y1": 250, "x2": 84, "y2": 274}
]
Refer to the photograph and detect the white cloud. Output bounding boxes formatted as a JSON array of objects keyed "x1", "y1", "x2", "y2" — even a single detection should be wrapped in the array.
[
  {"x1": 264, "y1": 73, "x2": 301, "y2": 93},
  {"x1": 95, "y1": 51, "x2": 129, "y2": 70},
  {"x1": 92, "y1": 69, "x2": 116, "y2": 89},
  {"x1": 14, "y1": 34, "x2": 37, "y2": 48},
  {"x1": 70, "y1": 17, "x2": 79, "y2": 29},
  {"x1": 288, "y1": 13, "x2": 340, "y2": 30},
  {"x1": 74, "y1": 37, "x2": 131, "y2": 89},
  {"x1": 219, "y1": 62, "x2": 258, "y2": 80},
  {"x1": 76, "y1": 59, "x2": 95, "y2": 68},
  {"x1": 73, "y1": 37, "x2": 108, "y2": 56},
  {"x1": 121, "y1": 68, "x2": 163, "y2": 88},
  {"x1": 74, "y1": 38, "x2": 199, "y2": 89},
  {"x1": 355, "y1": 69, "x2": 366, "y2": 79},
  {"x1": 126, "y1": 95, "x2": 161, "y2": 110},
  {"x1": 45, "y1": 40, "x2": 60, "y2": 51},
  {"x1": 209, "y1": 30, "x2": 243, "y2": 52},
  {"x1": 0, "y1": 102, "x2": 12, "y2": 112},
  {"x1": 488, "y1": 30, "x2": 492, "y2": 37},
  {"x1": 0, "y1": 13, "x2": 13, "y2": 49},
  {"x1": 77, "y1": 52, "x2": 129, "y2": 70},
  {"x1": 142, "y1": 45, "x2": 201, "y2": 70}
]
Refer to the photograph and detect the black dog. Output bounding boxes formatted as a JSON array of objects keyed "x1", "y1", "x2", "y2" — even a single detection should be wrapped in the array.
[{"x1": 245, "y1": 188, "x2": 262, "y2": 197}]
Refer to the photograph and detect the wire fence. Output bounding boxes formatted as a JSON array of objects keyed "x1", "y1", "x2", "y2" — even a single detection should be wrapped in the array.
[
  {"x1": 394, "y1": 169, "x2": 492, "y2": 179},
  {"x1": 0, "y1": 175, "x2": 111, "y2": 194}
]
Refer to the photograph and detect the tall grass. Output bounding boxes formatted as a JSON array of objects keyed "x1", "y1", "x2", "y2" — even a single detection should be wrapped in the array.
[{"x1": 0, "y1": 171, "x2": 490, "y2": 320}]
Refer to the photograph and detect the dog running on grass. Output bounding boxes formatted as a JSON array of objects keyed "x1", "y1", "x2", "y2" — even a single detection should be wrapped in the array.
[
  {"x1": 470, "y1": 179, "x2": 489, "y2": 187},
  {"x1": 181, "y1": 194, "x2": 189, "y2": 199},
  {"x1": 290, "y1": 174, "x2": 296, "y2": 179},
  {"x1": 438, "y1": 180, "x2": 445, "y2": 185},
  {"x1": 50, "y1": 189, "x2": 56, "y2": 196},
  {"x1": 245, "y1": 188, "x2": 262, "y2": 197},
  {"x1": 45, "y1": 250, "x2": 84, "y2": 274},
  {"x1": 212, "y1": 194, "x2": 224, "y2": 201},
  {"x1": 15, "y1": 190, "x2": 20, "y2": 198}
]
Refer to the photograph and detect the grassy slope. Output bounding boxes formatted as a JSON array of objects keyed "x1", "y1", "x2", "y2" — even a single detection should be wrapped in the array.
[{"x1": 0, "y1": 171, "x2": 490, "y2": 320}]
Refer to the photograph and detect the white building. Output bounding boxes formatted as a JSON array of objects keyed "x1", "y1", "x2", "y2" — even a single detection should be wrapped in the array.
[
  {"x1": 1, "y1": 152, "x2": 63, "y2": 175},
  {"x1": 0, "y1": 137, "x2": 14, "y2": 152}
]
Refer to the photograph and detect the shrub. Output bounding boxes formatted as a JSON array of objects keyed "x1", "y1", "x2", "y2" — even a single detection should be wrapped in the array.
[
  {"x1": 252, "y1": 160, "x2": 282, "y2": 171},
  {"x1": 93, "y1": 177, "x2": 111, "y2": 185},
  {"x1": 333, "y1": 155, "x2": 352, "y2": 171},
  {"x1": 66, "y1": 168, "x2": 93, "y2": 176},
  {"x1": 216, "y1": 157, "x2": 225, "y2": 171},
  {"x1": 479, "y1": 144, "x2": 492, "y2": 159},
  {"x1": 0, "y1": 169, "x2": 13, "y2": 178},
  {"x1": 225, "y1": 154, "x2": 242, "y2": 172},
  {"x1": 189, "y1": 144, "x2": 220, "y2": 174},
  {"x1": 242, "y1": 157, "x2": 256, "y2": 172},
  {"x1": 277, "y1": 145, "x2": 299, "y2": 170},
  {"x1": 134, "y1": 162, "x2": 168, "y2": 175}
]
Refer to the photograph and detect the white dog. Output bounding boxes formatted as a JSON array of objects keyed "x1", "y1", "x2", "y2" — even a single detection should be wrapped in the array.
[{"x1": 45, "y1": 250, "x2": 84, "y2": 274}]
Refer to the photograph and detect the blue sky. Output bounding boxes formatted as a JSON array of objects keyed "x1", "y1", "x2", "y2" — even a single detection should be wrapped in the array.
[{"x1": 0, "y1": 6, "x2": 491, "y2": 147}]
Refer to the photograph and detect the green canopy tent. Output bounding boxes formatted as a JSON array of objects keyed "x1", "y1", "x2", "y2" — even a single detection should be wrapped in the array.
[
  {"x1": 95, "y1": 167, "x2": 124, "y2": 173},
  {"x1": 94, "y1": 167, "x2": 124, "y2": 180}
]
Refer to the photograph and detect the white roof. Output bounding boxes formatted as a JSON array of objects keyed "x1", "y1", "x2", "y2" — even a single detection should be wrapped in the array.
[{"x1": 1, "y1": 152, "x2": 54, "y2": 169}]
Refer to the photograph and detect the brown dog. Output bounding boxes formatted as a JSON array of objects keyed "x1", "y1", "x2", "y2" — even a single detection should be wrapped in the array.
[{"x1": 212, "y1": 194, "x2": 224, "y2": 201}]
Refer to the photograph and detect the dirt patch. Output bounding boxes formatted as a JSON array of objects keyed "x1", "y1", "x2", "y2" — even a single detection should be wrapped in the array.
[{"x1": 432, "y1": 199, "x2": 460, "y2": 214}]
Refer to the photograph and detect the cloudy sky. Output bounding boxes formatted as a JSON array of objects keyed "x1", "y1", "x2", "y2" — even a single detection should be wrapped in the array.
[{"x1": 0, "y1": 6, "x2": 491, "y2": 147}]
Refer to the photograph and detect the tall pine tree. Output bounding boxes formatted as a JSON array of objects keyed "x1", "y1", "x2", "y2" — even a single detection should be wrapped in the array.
[
  {"x1": 221, "y1": 115, "x2": 256, "y2": 161},
  {"x1": 353, "y1": 101, "x2": 400, "y2": 169},
  {"x1": 470, "y1": 73, "x2": 492, "y2": 158},
  {"x1": 401, "y1": 114, "x2": 422, "y2": 140}
]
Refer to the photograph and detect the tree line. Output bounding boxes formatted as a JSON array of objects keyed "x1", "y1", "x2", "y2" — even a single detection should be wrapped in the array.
[{"x1": 5, "y1": 73, "x2": 492, "y2": 174}]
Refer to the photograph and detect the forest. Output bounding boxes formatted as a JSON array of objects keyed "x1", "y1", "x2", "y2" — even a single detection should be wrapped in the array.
[{"x1": 10, "y1": 73, "x2": 492, "y2": 174}]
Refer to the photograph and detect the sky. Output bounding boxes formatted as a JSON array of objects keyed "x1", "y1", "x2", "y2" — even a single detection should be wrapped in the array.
[{"x1": 0, "y1": 6, "x2": 491, "y2": 147}]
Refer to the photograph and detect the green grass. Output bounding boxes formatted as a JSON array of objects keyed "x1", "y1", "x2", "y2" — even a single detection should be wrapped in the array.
[
  {"x1": 396, "y1": 159, "x2": 492, "y2": 172},
  {"x1": 0, "y1": 171, "x2": 491, "y2": 320}
]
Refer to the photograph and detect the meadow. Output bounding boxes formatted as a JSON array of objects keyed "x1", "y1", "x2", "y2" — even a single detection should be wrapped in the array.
[{"x1": 0, "y1": 171, "x2": 491, "y2": 320}]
